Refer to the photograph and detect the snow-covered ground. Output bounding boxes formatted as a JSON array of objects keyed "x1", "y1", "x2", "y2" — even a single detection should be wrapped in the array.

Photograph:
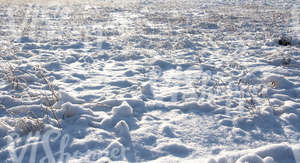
[{"x1": 0, "y1": 0, "x2": 299, "y2": 162}]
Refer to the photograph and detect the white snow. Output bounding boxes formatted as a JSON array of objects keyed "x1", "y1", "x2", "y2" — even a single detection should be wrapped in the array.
[
  {"x1": 112, "y1": 102, "x2": 134, "y2": 118},
  {"x1": 236, "y1": 154, "x2": 264, "y2": 163},
  {"x1": 0, "y1": 0, "x2": 299, "y2": 162}
]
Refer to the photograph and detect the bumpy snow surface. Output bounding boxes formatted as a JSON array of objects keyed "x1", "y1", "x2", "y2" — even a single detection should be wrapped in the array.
[{"x1": 0, "y1": 0, "x2": 299, "y2": 162}]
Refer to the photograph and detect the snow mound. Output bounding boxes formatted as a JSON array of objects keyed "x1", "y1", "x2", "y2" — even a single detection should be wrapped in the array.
[
  {"x1": 153, "y1": 59, "x2": 176, "y2": 70},
  {"x1": 161, "y1": 124, "x2": 177, "y2": 138},
  {"x1": 264, "y1": 76, "x2": 295, "y2": 89},
  {"x1": 114, "y1": 120, "x2": 131, "y2": 145},
  {"x1": 255, "y1": 144, "x2": 296, "y2": 163},
  {"x1": 158, "y1": 143, "x2": 192, "y2": 157},
  {"x1": 141, "y1": 82, "x2": 154, "y2": 98},
  {"x1": 210, "y1": 143, "x2": 299, "y2": 163},
  {"x1": 112, "y1": 101, "x2": 133, "y2": 117},
  {"x1": 105, "y1": 141, "x2": 126, "y2": 161},
  {"x1": 236, "y1": 153, "x2": 264, "y2": 163}
]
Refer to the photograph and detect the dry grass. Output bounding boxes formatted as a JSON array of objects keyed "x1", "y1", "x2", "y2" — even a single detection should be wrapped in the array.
[{"x1": 16, "y1": 117, "x2": 44, "y2": 134}]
